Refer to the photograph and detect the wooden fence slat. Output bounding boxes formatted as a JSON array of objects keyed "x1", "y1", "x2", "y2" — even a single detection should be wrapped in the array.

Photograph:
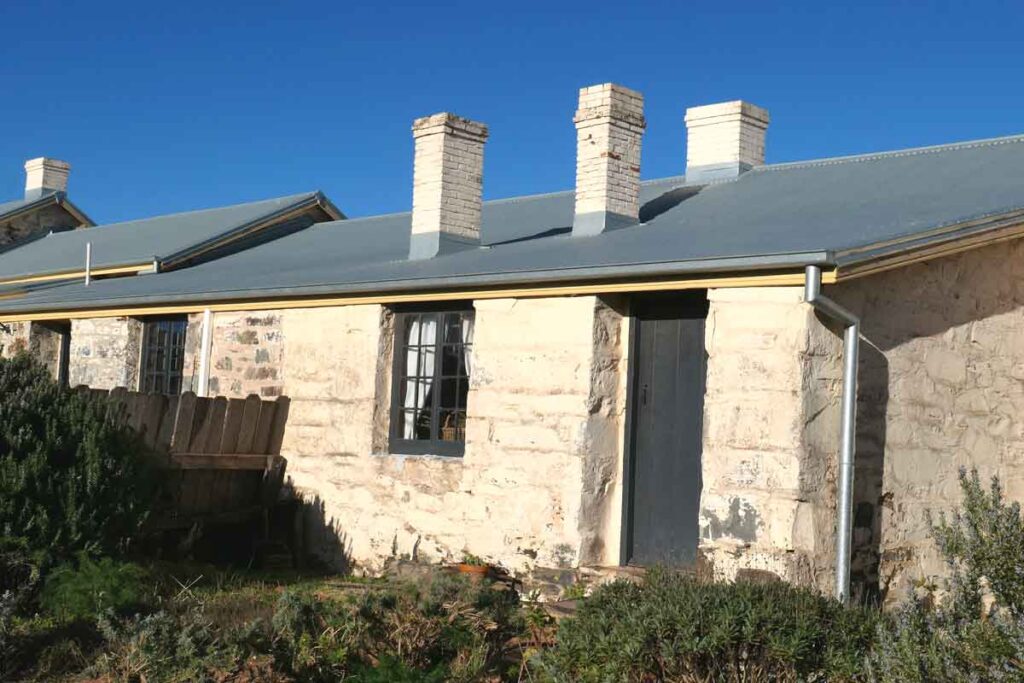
[
  {"x1": 220, "y1": 399, "x2": 246, "y2": 454},
  {"x1": 229, "y1": 395, "x2": 264, "y2": 511},
  {"x1": 212, "y1": 398, "x2": 247, "y2": 510},
  {"x1": 235, "y1": 395, "x2": 262, "y2": 455},
  {"x1": 268, "y1": 396, "x2": 290, "y2": 455},
  {"x1": 125, "y1": 392, "x2": 147, "y2": 433},
  {"x1": 252, "y1": 401, "x2": 276, "y2": 455},
  {"x1": 203, "y1": 398, "x2": 228, "y2": 453},
  {"x1": 155, "y1": 394, "x2": 179, "y2": 452},
  {"x1": 170, "y1": 392, "x2": 198, "y2": 454},
  {"x1": 141, "y1": 393, "x2": 167, "y2": 449},
  {"x1": 187, "y1": 398, "x2": 212, "y2": 453}
]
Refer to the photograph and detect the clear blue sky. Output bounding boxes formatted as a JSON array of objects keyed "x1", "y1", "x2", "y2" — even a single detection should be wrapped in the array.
[{"x1": 2, "y1": 0, "x2": 1022, "y2": 224}]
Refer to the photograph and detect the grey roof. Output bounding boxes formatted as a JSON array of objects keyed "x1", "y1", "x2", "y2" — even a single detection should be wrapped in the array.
[
  {"x1": 3, "y1": 133, "x2": 1024, "y2": 315},
  {"x1": 0, "y1": 192, "x2": 335, "y2": 282}
]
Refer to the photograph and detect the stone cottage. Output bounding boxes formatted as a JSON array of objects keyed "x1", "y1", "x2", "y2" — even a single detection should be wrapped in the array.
[{"x1": 2, "y1": 83, "x2": 1023, "y2": 604}]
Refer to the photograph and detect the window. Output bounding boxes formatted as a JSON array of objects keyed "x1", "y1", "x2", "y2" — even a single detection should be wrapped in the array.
[
  {"x1": 389, "y1": 306, "x2": 474, "y2": 456},
  {"x1": 140, "y1": 316, "x2": 187, "y2": 394}
]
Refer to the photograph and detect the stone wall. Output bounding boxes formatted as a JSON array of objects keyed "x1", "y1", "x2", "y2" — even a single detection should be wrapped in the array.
[
  {"x1": 68, "y1": 317, "x2": 143, "y2": 390},
  {"x1": 0, "y1": 204, "x2": 81, "y2": 247},
  {"x1": 829, "y1": 238, "x2": 1024, "y2": 602},
  {"x1": 170, "y1": 297, "x2": 627, "y2": 576},
  {"x1": 0, "y1": 321, "x2": 31, "y2": 359},
  {"x1": 698, "y1": 287, "x2": 841, "y2": 594}
]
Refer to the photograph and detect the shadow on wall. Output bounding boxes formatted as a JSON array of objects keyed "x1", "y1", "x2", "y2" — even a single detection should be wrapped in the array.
[
  {"x1": 852, "y1": 340, "x2": 889, "y2": 606},
  {"x1": 286, "y1": 485, "x2": 354, "y2": 574},
  {"x1": 834, "y1": 241, "x2": 1024, "y2": 604}
]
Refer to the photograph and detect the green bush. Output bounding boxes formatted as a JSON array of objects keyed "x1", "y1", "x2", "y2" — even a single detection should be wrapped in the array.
[
  {"x1": 868, "y1": 468, "x2": 1024, "y2": 682},
  {"x1": 539, "y1": 568, "x2": 880, "y2": 682},
  {"x1": 40, "y1": 555, "x2": 152, "y2": 621},
  {"x1": 0, "y1": 353, "x2": 157, "y2": 560}
]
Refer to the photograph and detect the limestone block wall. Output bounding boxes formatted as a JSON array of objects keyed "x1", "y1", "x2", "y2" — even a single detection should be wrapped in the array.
[
  {"x1": 828, "y1": 238, "x2": 1024, "y2": 602},
  {"x1": 68, "y1": 317, "x2": 143, "y2": 389},
  {"x1": 699, "y1": 287, "x2": 841, "y2": 594},
  {"x1": 174, "y1": 296, "x2": 626, "y2": 575}
]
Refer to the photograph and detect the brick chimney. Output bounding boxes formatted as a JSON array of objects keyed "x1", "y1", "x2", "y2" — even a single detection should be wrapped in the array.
[
  {"x1": 409, "y1": 113, "x2": 489, "y2": 260},
  {"x1": 572, "y1": 83, "x2": 646, "y2": 237},
  {"x1": 684, "y1": 101, "x2": 769, "y2": 183},
  {"x1": 24, "y1": 157, "x2": 71, "y2": 200}
]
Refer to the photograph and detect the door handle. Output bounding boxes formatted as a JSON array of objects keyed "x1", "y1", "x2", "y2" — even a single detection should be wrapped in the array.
[{"x1": 641, "y1": 383, "x2": 649, "y2": 405}]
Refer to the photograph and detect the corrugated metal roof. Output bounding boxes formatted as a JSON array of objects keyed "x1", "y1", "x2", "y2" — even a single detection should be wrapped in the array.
[
  {"x1": 0, "y1": 191, "x2": 329, "y2": 282},
  {"x1": 2, "y1": 133, "x2": 1024, "y2": 314}
]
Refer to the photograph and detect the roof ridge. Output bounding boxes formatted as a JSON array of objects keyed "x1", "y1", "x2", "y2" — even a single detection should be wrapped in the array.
[
  {"x1": 78, "y1": 191, "x2": 320, "y2": 232},
  {"x1": 757, "y1": 133, "x2": 1024, "y2": 173}
]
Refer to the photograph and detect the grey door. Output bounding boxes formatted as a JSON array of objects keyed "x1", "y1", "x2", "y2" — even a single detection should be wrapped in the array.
[{"x1": 624, "y1": 293, "x2": 708, "y2": 566}]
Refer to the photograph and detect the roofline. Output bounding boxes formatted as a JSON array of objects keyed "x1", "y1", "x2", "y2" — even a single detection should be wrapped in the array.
[
  {"x1": 54, "y1": 194, "x2": 95, "y2": 227},
  {"x1": 0, "y1": 192, "x2": 94, "y2": 228},
  {"x1": 0, "y1": 265, "x2": 839, "y2": 322},
  {"x1": 760, "y1": 133, "x2": 1024, "y2": 173},
  {"x1": 159, "y1": 192, "x2": 343, "y2": 270}
]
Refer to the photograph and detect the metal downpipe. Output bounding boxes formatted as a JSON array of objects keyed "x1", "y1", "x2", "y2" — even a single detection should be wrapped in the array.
[{"x1": 804, "y1": 265, "x2": 860, "y2": 603}]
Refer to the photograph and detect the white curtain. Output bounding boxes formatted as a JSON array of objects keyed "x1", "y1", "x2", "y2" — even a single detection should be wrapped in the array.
[
  {"x1": 461, "y1": 316, "x2": 474, "y2": 376},
  {"x1": 402, "y1": 317, "x2": 436, "y2": 438}
]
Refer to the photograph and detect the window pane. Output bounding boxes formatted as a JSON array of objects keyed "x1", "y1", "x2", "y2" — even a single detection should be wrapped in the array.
[
  {"x1": 441, "y1": 344, "x2": 461, "y2": 376},
  {"x1": 418, "y1": 346, "x2": 435, "y2": 378},
  {"x1": 439, "y1": 376, "x2": 459, "y2": 410}
]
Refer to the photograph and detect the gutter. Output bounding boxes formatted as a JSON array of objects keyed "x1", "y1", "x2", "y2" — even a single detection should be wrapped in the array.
[{"x1": 804, "y1": 264, "x2": 859, "y2": 604}]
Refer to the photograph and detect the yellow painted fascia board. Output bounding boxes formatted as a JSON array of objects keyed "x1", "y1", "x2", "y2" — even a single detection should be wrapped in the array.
[
  {"x1": 0, "y1": 263, "x2": 153, "y2": 287},
  {"x1": 0, "y1": 268, "x2": 834, "y2": 323}
]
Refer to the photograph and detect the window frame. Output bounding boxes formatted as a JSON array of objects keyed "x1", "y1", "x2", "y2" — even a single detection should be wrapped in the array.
[
  {"x1": 139, "y1": 315, "x2": 188, "y2": 395},
  {"x1": 388, "y1": 303, "x2": 474, "y2": 457}
]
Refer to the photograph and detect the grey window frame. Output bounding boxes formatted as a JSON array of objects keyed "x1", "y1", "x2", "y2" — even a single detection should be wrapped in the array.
[
  {"x1": 388, "y1": 303, "x2": 474, "y2": 457},
  {"x1": 140, "y1": 315, "x2": 188, "y2": 395}
]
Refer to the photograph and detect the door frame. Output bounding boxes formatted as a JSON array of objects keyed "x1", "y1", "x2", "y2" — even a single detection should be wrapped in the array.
[{"x1": 618, "y1": 291, "x2": 709, "y2": 566}]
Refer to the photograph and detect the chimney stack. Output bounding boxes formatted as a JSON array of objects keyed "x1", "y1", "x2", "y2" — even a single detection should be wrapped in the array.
[
  {"x1": 409, "y1": 113, "x2": 489, "y2": 260},
  {"x1": 572, "y1": 83, "x2": 646, "y2": 237},
  {"x1": 24, "y1": 157, "x2": 71, "y2": 200},
  {"x1": 684, "y1": 101, "x2": 769, "y2": 183}
]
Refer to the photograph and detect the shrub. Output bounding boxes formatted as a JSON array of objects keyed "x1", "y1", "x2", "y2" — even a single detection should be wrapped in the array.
[
  {"x1": 539, "y1": 568, "x2": 880, "y2": 682},
  {"x1": 40, "y1": 555, "x2": 152, "y2": 621},
  {"x1": 868, "y1": 468, "x2": 1024, "y2": 681},
  {"x1": 269, "y1": 573, "x2": 523, "y2": 682},
  {"x1": 0, "y1": 353, "x2": 157, "y2": 560}
]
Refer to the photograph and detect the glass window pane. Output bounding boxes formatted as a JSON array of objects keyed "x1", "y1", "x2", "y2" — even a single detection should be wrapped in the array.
[
  {"x1": 444, "y1": 315, "x2": 463, "y2": 344},
  {"x1": 420, "y1": 316, "x2": 437, "y2": 347},
  {"x1": 439, "y1": 376, "x2": 459, "y2": 410},
  {"x1": 441, "y1": 345, "x2": 460, "y2": 376},
  {"x1": 418, "y1": 346, "x2": 435, "y2": 378}
]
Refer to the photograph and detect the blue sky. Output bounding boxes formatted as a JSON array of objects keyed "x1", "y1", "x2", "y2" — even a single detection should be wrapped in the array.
[{"x1": 1, "y1": 0, "x2": 1023, "y2": 223}]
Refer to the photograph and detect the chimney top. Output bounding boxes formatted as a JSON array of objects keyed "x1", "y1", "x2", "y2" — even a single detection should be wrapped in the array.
[
  {"x1": 684, "y1": 100, "x2": 769, "y2": 183},
  {"x1": 572, "y1": 83, "x2": 646, "y2": 237},
  {"x1": 409, "y1": 112, "x2": 489, "y2": 260},
  {"x1": 24, "y1": 157, "x2": 71, "y2": 200}
]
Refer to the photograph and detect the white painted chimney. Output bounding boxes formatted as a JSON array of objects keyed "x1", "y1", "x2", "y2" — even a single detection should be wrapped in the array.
[
  {"x1": 24, "y1": 157, "x2": 71, "y2": 200},
  {"x1": 684, "y1": 101, "x2": 769, "y2": 183},
  {"x1": 572, "y1": 83, "x2": 646, "y2": 236},
  {"x1": 409, "y1": 113, "x2": 489, "y2": 260}
]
